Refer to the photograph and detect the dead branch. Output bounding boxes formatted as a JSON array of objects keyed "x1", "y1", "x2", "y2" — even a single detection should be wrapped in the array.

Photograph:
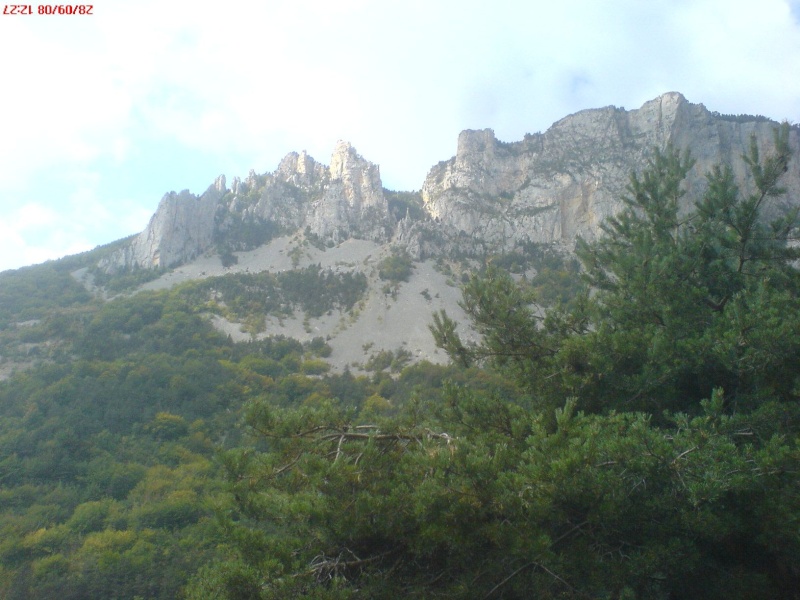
[
  {"x1": 483, "y1": 560, "x2": 580, "y2": 599},
  {"x1": 672, "y1": 445, "x2": 698, "y2": 464},
  {"x1": 308, "y1": 549, "x2": 393, "y2": 582}
]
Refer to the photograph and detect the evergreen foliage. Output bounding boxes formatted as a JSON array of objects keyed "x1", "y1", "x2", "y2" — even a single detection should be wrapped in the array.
[
  {"x1": 179, "y1": 264, "x2": 368, "y2": 324},
  {"x1": 89, "y1": 264, "x2": 168, "y2": 292},
  {"x1": 0, "y1": 264, "x2": 92, "y2": 327},
  {"x1": 2, "y1": 127, "x2": 799, "y2": 599},
  {"x1": 0, "y1": 267, "x2": 457, "y2": 598},
  {"x1": 215, "y1": 215, "x2": 283, "y2": 253},
  {"x1": 195, "y1": 126, "x2": 800, "y2": 599},
  {"x1": 385, "y1": 189, "x2": 426, "y2": 222},
  {"x1": 378, "y1": 249, "x2": 414, "y2": 284}
]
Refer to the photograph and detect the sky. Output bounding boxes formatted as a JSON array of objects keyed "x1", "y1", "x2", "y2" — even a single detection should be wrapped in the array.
[{"x1": 1, "y1": 0, "x2": 800, "y2": 272}]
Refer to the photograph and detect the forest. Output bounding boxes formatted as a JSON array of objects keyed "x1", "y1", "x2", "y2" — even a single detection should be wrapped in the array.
[{"x1": 0, "y1": 125, "x2": 799, "y2": 599}]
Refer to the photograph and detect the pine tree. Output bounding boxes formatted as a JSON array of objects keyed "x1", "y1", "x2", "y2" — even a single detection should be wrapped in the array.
[{"x1": 192, "y1": 127, "x2": 800, "y2": 599}]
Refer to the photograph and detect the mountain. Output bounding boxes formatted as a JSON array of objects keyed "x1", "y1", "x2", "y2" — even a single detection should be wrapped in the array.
[
  {"x1": 1, "y1": 92, "x2": 799, "y2": 600},
  {"x1": 3, "y1": 91, "x2": 800, "y2": 379},
  {"x1": 419, "y1": 91, "x2": 799, "y2": 254},
  {"x1": 99, "y1": 92, "x2": 800, "y2": 272},
  {"x1": 98, "y1": 140, "x2": 393, "y2": 273},
  {"x1": 31, "y1": 91, "x2": 784, "y2": 375}
]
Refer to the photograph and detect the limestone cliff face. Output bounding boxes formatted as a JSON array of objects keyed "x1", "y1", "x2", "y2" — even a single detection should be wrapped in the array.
[
  {"x1": 102, "y1": 92, "x2": 800, "y2": 271},
  {"x1": 103, "y1": 142, "x2": 391, "y2": 271},
  {"x1": 304, "y1": 141, "x2": 390, "y2": 242},
  {"x1": 419, "y1": 92, "x2": 800, "y2": 254},
  {"x1": 233, "y1": 141, "x2": 391, "y2": 242},
  {"x1": 100, "y1": 181, "x2": 224, "y2": 271}
]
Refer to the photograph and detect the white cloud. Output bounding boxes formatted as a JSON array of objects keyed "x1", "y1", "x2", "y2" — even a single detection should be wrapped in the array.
[
  {"x1": 0, "y1": 177, "x2": 152, "y2": 273},
  {"x1": 0, "y1": 206, "x2": 90, "y2": 273}
]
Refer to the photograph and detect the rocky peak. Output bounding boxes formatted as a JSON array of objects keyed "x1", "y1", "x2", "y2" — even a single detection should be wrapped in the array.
[
  {"x1": 418, "y1": 92, "x2": 800, "y2": 255},
  {"x1": 276, "y1": 150, "x2": 326, "y2": 187},
  {"x1": 98, "y1": 92, "x2": 800, "y2": 272},
  {"x1": 456, "y1": 128, "x2": 497, "y2": 168},
  {"x1": 302, "y1": 142, "x2": 390, "y2": 242},
  {"x1": 99, "y1": 181, "x2": 224, "y2": 272},
  {"x1": 636, "y1": 91, "x2": 686, "y2": 131},
  {"x1": 245, "y1": 169, "x2": 259, "y2": 191},
  {"x1": 328, "y1": 141, "x2": 385, "y2": 211}
]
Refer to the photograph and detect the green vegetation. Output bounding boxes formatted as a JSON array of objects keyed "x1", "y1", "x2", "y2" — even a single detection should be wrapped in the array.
[
  {"x1": 0, "y1": 290, "x2": 234, "y2": 598},
  {"x1": 304, "y1": 226, "x2": 330, "y2": 250},
  {"x1": 219, "y1": 247, "x2": 239, "y2": 268},
  {"x1": 180, "y1": 264, "x2": 368, "y2": 324},
  {"x1": 215, "y1": 215, "x2": 283, "y2": 254},
  {"x1": 90, "y1": 264, "x2": 168, "y2": 293},
  {"x1": 190, "y1": 126, "x2": 800, "y2": 598},
  {"x1": 0, "y1": 263, "x2": 92, "y2": 327},
  {"x1": 488, "y1": 243, "x2": 584, "y2": 306},
  {"x1": 362, "y1": 347, "x2": 413, "y2": 373},
  {"x1": 378, "y1": 248, "x2": 414, "y2": 283},
  {"x1": 1, "y1": 126, "x2": 799, "y2": 599},
  {"x1": 212, "y1": 189, "x2": 290, "y2": 265},
  {"x1": 385, "y1": 189, "x2": 425, "y2": 221},
  {"x1": 377, "y1": 249, "x2": 415, "y2": 299},
  {"x1": 0, "y1": 270, "x2": 459, "y2": 599},
  {"x1": 710, "y1": 110, "x2": 774, "y2": 123}
]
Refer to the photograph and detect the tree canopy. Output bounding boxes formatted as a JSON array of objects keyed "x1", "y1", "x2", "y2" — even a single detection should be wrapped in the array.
[
  {"x1": 2, "y1": 127, "x2": 798, "y2": 599},
  {"x1": 193, "y1": 125, "x2": 800, "y2": 599}
]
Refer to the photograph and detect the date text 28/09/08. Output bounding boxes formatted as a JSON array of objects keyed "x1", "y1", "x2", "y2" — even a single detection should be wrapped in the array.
[{"x1": 3, "y1": 5, "x2": 93, "y2": 14}]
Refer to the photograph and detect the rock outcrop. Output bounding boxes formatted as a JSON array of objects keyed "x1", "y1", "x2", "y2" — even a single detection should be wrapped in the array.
[
  {"x1": 100, "y1": 184, "x2": 223, "y2": 271},
  {"x1": 101, "y1": 92, "x2": 800, "y2": 271},
  {"x1": 102, "y1": 143, "x2": 391, "y2": 271},
  {"x1": 304, "y1": 141, "x2": 391, "y2": 242},
  {"x1": 418, "y1": 92, "x2": 800, "y2": 255},
  {"x1": 231, "y1": 141, "x2": 391, "y2": 243}
]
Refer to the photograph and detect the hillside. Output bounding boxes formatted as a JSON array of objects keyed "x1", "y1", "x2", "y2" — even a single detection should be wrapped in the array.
[
  {"x1": 5, "y1": 92, "x2": 797, "y2": 380},
  {"x1": 0, "y1": 94, "x2": 799, "y2": 599}
]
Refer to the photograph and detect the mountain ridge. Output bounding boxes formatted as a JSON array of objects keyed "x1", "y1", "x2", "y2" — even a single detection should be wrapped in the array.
[
  {"x1": 2, "y1": 93, "x2": 799, "y2": 600},
  {"x1": 3, "y1": 92, "x2": 799, "y2": 379},
  {"x1": 98, "y1": 91, "x2": 800, "y2": 273}
]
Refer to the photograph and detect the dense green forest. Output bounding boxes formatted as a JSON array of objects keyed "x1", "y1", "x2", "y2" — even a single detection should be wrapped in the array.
[
  {"x1": 0, "y1": 273, "x2": 464, "y2": 598},
  {"x1": 1, "y1": 125, "x2": 799, "y2": 599}
]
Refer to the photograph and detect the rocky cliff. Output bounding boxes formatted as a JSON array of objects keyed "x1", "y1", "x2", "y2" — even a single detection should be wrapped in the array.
[
  {"x1": 304, "y1": 141, "x2": 391, "y2": 242},
  {"x1": 229, "y1": 140, "x2": 391, "y2": 241},
  {"x1": 101, "y1": 142, "x2": 392, "y2": 271},
  {"x1": 99, "y1": 179, "x2": 224, "y2": 271},
  {"x1": 417, "y1": 91, "x2": 800, "y2": 256},
  {"x1": 101, "y1": 92, "x2": 800, "y2": 271}
]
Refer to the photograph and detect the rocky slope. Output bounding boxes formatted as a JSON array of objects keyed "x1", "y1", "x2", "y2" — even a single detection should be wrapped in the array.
[
  {"x1": 100, "y1": 92, "x2": 800, "y2": 271},
  {"x1": 7, "y1": 92, "x2": 800, "y2": 380},
  {"x1": 130, "y1": 236, "x2": 475, "y2": 372}
]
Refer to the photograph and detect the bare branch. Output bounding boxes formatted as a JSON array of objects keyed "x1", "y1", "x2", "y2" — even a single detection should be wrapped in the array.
[{"x1": 672, "y1": 446, "x2": 698, "y2": 464}]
